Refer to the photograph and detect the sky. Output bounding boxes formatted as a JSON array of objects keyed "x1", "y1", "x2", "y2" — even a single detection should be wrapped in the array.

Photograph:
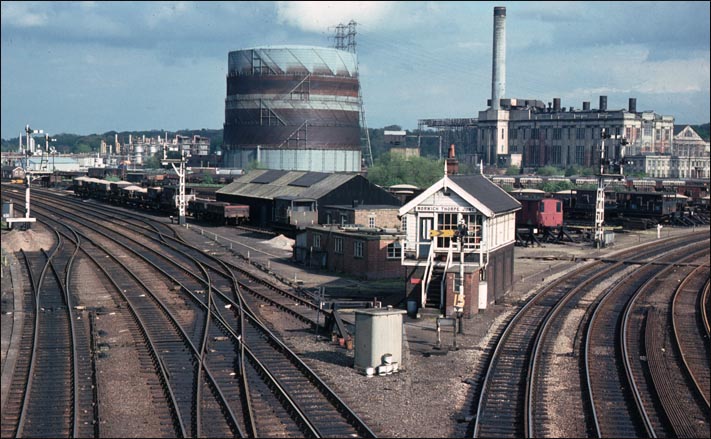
[{"x1": 1, "y1": 1, "x2": 709, "y2": 140}]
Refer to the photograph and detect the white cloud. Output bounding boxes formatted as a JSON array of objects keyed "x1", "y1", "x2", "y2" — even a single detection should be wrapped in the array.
[
  {"x1": 628, "y1": 59, "x2": 710, "y2": 94},
  {"x1": 0, "y1": 2, "x2": 48, "y2": 28},
  {"x1": 275, "y1": 1, "x2": 397, "y2": 33}
]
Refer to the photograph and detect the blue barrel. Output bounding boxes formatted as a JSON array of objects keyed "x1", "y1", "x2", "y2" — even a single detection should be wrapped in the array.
[{"x1": 407, "y1": 299, "x2": 418, "y2": 318}]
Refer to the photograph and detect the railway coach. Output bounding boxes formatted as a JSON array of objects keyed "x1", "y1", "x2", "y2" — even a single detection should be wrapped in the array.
[{"x1": 509, "y1": 189, "x2": 564, "y2": 230}]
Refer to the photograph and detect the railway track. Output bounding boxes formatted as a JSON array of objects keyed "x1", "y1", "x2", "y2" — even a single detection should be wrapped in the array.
[
  {"x1": 0, "y1": 224, "x2": 98, "y2": 438},
  {"x1": 672, "y1": 266, "x2": 711, "y2": 409},
  {"x1": 472, "y1": 232, "x2": 709, "y2": 438},
  {"x1": 3, "y1": 188, "x2": 375, "y2": 438},
  {"x1": 586, "y1": 245, "x2": 708, "y2": 438}
]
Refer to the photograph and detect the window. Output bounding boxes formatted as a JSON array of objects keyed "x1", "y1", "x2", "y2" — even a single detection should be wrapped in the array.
[
  {"x1": 553, "y1": 128, "x2": 562, "y2": 140},
  {"x1": 334, "y1": 237, "x2": 343, "y2": 254},
  {"x1": 387, "y1": 242, "x2": 402, "y2": 259},
  {"x1": 340, "y1": 214, "x2": 347, "y2": 226},
  {"x1": 313, "y1": 233, "x2": 321, "y2": 249},
  {"x1": 461, "y1": 214, "x2": 482, "y2": 245},
  {"x1": 368, "y1": 216, "x2": 375, "y2": 228},
  {"x1": 354, "y1": 240, "x2": 364, "y2": 258},
  {"x1": 401, "y1": 215, "x2": 407, "y2": 232},
  {"x1": 576, "y1": 145, "x2": 586, "y2": 165},
  {"x1": 539, "y1": 201, "x2": 545, "y2": 213},
  {"x1": 576, "y1": 128, "x2": 586, "y2": 140},
  {"x1": 436, "y1": 213, "x2": 458, "y2": 247}
]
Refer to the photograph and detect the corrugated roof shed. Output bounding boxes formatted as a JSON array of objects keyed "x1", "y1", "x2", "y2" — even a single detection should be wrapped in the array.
[{"x1": 217, "y1": 169, "x2": 359, "y2": 201}]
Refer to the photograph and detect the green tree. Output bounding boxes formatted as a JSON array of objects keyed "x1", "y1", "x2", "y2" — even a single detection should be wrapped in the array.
[
  {"x1": 506, "y1": 166, "x2": 520, "y2": 175},
  {"x1": 541, "y1": 180, "x2": 575, "y2": 193},
  {"x1": 74, "y1": 142, "x2": 92, "y2": 154},
  {"x1": 245, "y1": 160, "x2": 263, "y2": 171},
  {"x1": 367, "y1": 152, "x2": 444, "y2": 189},
  {"x1": 537, "y1": 166, "x2": 563, "y2": 176},
  {"x1": 565, "y1": 165, "x2": 595, "y2": 176}
]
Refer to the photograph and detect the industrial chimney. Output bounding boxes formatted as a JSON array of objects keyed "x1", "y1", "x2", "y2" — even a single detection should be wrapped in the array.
[
  {"x1": 491, "y1": 7, "x2": 506, "y2": 110},
  {"x1": 599, "y1": 96, "x2": 607, "y2": 112},
  {"x1": 446, "y1": 144, "x2": 459, "y2": 175},
  {"x1": 628, "y1": 98, "x2": 637, "y2": 113},
  {"x1": 553, "y1": 98, "x2": 561, "y2": 111}
]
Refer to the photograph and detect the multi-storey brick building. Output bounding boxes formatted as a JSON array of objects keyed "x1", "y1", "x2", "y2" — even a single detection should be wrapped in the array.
[{"x1": 477, "y1": 96, "x2": 675, "y2": 169}]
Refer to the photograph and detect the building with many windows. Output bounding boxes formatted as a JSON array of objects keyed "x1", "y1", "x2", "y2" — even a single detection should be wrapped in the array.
[
  {"x1": 625, "y1": 154, "x2": 709, "y2": 179},
  {"x1": 477, "y1": 96, "x2": 675, "y2": 169},
  {"x1": 673, "y1": 125, "x2": 709, "y2": 157}
]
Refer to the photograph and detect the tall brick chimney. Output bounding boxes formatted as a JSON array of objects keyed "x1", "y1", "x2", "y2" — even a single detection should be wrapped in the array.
[{"x1": 446, "y1": 144, "x2": 459, "y2": 175}]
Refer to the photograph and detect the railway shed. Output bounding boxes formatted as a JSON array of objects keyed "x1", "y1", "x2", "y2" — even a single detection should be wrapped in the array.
[{"x1": 215, "y1": 170, "x2": 401, "y2": 233}]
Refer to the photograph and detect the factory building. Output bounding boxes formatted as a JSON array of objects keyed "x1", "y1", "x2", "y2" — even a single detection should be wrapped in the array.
[
  {"x1": 222, "y1": 46, "x2": 363, "y2": 172},
  {"x1": 421, "y1": 7, "x2": 677, "y2": 171},
  {"x1": 478, "y1": 96, "x2": 675, "y2": 170}
]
